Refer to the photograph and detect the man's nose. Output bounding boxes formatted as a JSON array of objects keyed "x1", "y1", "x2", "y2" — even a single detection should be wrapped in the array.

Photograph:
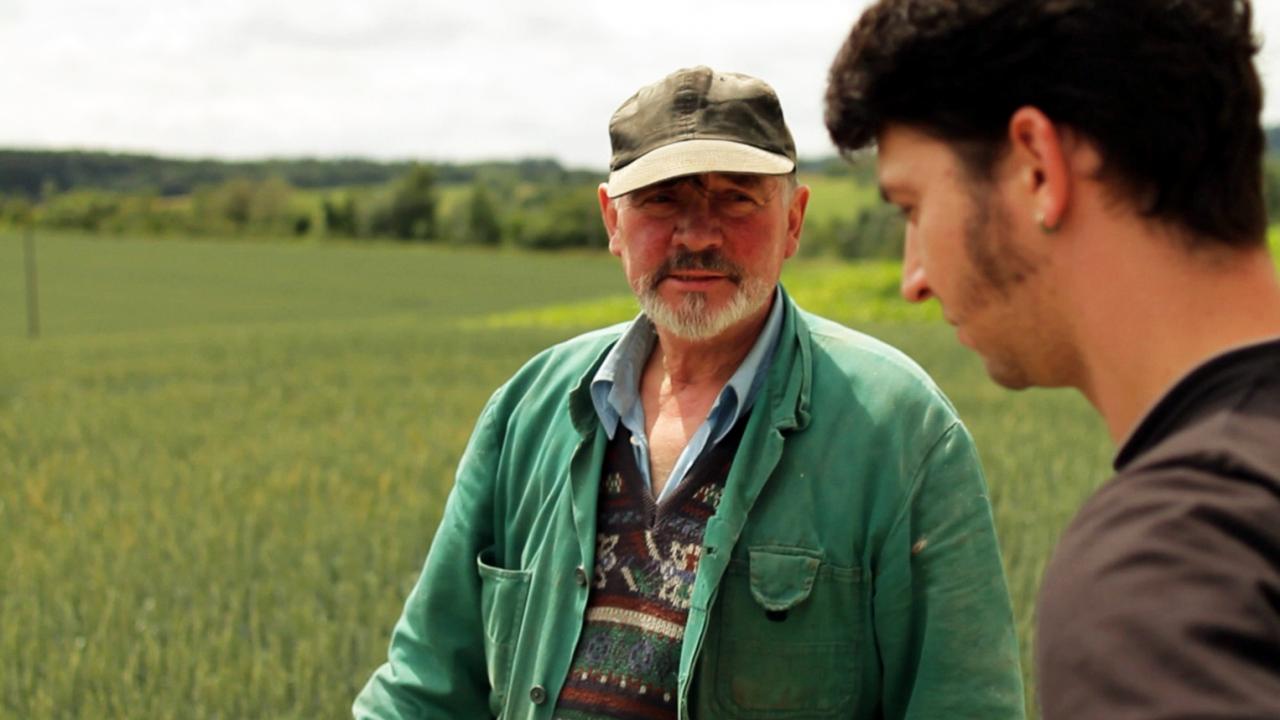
[
  {"x1": 672, "y1": 203, "x2": 722, "y2": 251},
  {"x1": 900, "y1": 232, "x2": 933, "y2": 303}
]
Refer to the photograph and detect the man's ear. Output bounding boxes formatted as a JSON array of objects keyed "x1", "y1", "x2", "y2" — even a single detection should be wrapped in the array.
[
  {"x1": 785, "y1": 183, "x2": 810, "y2": 259},
  {"x1": 1007, "y1": 107, "x2": 1070, "y2": 231},
  {"x1": 599, "y1": 183, "x2": 622, "y2": 256}
]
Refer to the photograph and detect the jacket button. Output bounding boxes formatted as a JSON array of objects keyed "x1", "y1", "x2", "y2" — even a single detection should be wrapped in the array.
[
  {"x1": 530, "y1": 684, "x2": 547, "y2": 705},
  {"x1": 574, "y1": 566, "x2": 588, "y2": 586}
]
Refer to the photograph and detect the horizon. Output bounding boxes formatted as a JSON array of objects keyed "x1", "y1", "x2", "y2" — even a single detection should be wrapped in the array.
[{"x1": 0, "y1": 145, "x2": 866, "y2": 173}]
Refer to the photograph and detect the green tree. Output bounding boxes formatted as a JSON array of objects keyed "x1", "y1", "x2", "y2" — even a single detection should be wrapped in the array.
[
  {"x1": 384, "y1": 164, "x2": 438, "y2": 240},
  {"x1": 798, "y1": 205, "x2": 904, "y2": 261},
  {"x1": 0, "y1": 195, "x2": 35, "y2": 228},
  {"x1": 40, "y1": 190, "x2": 122, "y2": 232},
  {"x1": 465, "y1": 184, "x2": 502, "y2": 245},
  {"x1": 322, "y1": 194, "x2": 360, "y2": 237},
  {"x1": 514, "y1": 184, "x2": 606, "y2": 250},
  {"x1": 247, "y1": 176, "x2": 296, "y2": 235},
  {"x1": 219, "y1": 178, "x2": 255, "y2": 230}
]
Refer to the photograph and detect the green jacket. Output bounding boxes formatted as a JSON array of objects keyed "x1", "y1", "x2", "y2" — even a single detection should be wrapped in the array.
[{"x1": 355, "y1": 290, "x2": 1025, "y2": 719}]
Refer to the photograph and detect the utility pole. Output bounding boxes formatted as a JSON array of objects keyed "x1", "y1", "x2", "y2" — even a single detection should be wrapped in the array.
[{"x1": 23, "y1": 224, "x2": 39, "y2": 339}]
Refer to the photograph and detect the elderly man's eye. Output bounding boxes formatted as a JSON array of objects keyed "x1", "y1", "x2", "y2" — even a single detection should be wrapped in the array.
[
  {"x1": 630, "y1": 190, "x2": 681, "y2": 218},
  {"x1": 634, "y1": 190, "x2": 676, "y2": 206},
  {"x1": 716, "y1": 191, "x2": 761, "y2": 217}
]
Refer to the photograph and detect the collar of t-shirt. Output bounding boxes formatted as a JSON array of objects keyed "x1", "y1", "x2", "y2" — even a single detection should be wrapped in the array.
[
  {"x1": 1114, "y1": 336, "x2": 1280, "y2": 469},
  {"x1": 589, "y1": 287, "x2": 784, "y2": 503}
]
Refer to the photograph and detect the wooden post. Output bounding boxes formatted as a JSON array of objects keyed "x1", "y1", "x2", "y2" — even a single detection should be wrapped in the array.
[{"x1": 23, "y1": 226, "x2": 39, "y2": 339}]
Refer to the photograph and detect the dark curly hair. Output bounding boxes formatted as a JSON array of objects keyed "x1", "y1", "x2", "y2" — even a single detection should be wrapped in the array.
[{"x1": 825, "y1": 0, "x2": 1266, "y2": 247}]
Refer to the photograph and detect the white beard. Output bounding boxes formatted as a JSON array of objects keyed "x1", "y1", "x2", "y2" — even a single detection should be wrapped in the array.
[{"x1": 636, "y1": 276, "x2": 773, "y2": 340}]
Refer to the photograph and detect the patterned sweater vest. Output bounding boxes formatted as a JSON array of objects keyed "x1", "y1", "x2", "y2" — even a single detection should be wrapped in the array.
[{"x1": 553, "y1": 420, "x2": 745, "y2": 720}]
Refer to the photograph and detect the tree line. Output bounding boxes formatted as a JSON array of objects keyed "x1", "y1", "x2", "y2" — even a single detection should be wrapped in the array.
[
  {"x1": 3, "y1": 147, "x2": 1280, "y2": 258},
  {"x1": 0, "y1": 151, "x2": 873, "y2": 254},
  {"x1": 0, "y1": 151, "x2": 600, "y2": 198},
  {"x1": 0, "y1": 159, "x2": 613, "y2": 250}
]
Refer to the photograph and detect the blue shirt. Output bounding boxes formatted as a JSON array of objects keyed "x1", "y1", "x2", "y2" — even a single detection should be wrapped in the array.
[{"x1": 589, "y1": 287, "x2": 784, "y2": 502}]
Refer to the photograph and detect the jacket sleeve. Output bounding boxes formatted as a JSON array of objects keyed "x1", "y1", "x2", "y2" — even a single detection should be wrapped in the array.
[
  {"x1": 353, "y1": 395, "x2": 504, "y2": 719},
  {"x1": 872, "y1": 421, "x2": 1026, "y2": 720}
]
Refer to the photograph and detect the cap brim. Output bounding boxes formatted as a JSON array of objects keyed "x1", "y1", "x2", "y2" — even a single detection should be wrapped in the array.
[{"x1": 606, "y1": 139, "x2": 795, "y2": 198}]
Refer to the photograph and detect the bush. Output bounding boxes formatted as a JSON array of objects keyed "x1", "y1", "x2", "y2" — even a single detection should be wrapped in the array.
[
  {"x1": 40, "y1": 190, "x2": 122, "y2": 232},
  {"x1": 464, "y1": 184, "x2": 502, "y2": 246},
  {"x1": 801, "y1": 204, "x2": 904, "y2": 261},
  {"x1": 513, "y1": 184, "x2": 605, "y2": 250},
  {"x1": 377, "y1": 165, "x2": 438, "y2": 241}
]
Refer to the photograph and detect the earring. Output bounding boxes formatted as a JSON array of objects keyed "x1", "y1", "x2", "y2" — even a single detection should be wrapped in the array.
[{"x1": 1036, "y1": 211, "x2": 1059, "y2": 235}]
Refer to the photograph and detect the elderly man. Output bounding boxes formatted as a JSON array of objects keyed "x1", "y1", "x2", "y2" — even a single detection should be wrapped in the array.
[
  {"x1": 355, "y1": 66, "x2": 1024, "y2": 719},
  {"x1": 826, "y1": 2, "x2": 1280, "y2": 718}
]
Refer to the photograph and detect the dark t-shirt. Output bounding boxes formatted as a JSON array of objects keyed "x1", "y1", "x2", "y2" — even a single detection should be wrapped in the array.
[{"x1": 1036, "y1": 339, "x2": 1280, "y2": 719}]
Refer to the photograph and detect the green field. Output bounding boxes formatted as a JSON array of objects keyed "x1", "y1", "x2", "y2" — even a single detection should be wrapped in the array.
[{"x1": 1, "y1": 233, "x2": 1111, "y2": 718}]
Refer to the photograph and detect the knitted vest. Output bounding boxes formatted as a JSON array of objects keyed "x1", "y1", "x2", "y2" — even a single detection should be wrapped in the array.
[{"x1": 553, "y1": 421, "x2": 745, "y2": 720}]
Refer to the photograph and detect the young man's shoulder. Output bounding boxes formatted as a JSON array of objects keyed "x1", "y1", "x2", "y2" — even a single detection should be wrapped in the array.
[
  {"x1": 1036, "y1": 457, "x2": 1280, "y2": 718},
  {"x1": 1037, "y1": 369, "x2": 1280, "y2": 720}
]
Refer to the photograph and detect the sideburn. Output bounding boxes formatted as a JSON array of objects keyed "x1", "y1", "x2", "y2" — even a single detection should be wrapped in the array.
[{"x1": 963, "y1": 186, "x2": 1040, "y2": 299}]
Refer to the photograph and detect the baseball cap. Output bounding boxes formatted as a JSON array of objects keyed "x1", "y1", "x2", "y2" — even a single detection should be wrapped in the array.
[{"x1": 605, "y1": 66, "x2": 797, "y2": 198}]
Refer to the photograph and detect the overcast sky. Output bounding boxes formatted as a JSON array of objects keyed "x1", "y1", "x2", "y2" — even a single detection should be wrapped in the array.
[{"x1": 6, "y1": 0, "x2": 1280, "y2": 170}]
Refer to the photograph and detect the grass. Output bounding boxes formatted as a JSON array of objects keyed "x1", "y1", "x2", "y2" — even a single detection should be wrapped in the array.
[
  {"x1": 1, "y1": 233, "x2": 1112, "y2": 718},
  {"x1": 469, "y1": 260, "x2": 942, "y2": 331},
  {"x1": 0, "y1": 232, "x2": 627, "y2": 339}
]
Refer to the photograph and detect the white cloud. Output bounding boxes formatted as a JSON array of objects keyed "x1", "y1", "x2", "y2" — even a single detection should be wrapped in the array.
[{"x1": 2, "y1": 0, "x2": 1278, "y2": 167}]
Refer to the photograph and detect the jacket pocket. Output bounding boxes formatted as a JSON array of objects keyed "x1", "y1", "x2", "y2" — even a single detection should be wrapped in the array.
[
  {"x1": 707, "y1": 546, "x2": 863, "y2": 719},
  {"x1": 477, "y1": 547, "x2": 532, "y2": 717}
]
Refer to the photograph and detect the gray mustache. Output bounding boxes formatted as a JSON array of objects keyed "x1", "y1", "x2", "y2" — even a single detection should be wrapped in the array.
[{"x1": 651, "y1": 250, "x2": 743, "y2": 286}]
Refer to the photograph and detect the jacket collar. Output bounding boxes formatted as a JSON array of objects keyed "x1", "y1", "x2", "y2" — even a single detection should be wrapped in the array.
[{"x1": 765, "y1": 284, "x2": 812, "y2": 434}]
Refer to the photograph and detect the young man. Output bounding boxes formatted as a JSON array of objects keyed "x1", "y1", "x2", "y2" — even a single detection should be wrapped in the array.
[
  {"x1": 825, "y1": 2, "x2": 1280, "y2": 717},
  {"x1": 355, "y1": 66, "x2": 1024, "y2": 718}
]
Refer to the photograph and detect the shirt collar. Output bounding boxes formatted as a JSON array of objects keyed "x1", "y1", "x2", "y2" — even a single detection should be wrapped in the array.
[
  {"x1": 589, "y1": 313, "x2": 656, "y2": 439},
  {"x1": 589, "y1": 287, "x2": 785, "y2": 441},
  {"x1": 710, "y1": 287, "x2": 785, "y2": 442}
]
